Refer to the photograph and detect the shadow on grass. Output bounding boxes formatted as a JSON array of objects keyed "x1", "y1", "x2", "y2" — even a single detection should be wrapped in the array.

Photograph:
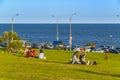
[{"x1": 77, "y1": 69, "x2": 120, "y2": 78}]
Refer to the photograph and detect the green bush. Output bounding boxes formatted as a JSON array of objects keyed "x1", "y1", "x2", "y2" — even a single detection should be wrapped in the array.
[{"x1": 86, "y1": 42, "x2": 96, "y2": 47}]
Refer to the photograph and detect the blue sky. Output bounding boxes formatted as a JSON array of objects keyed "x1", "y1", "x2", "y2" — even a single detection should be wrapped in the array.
[{"x1": 0, "y1": 0, "x2": 120, "y2": 23}]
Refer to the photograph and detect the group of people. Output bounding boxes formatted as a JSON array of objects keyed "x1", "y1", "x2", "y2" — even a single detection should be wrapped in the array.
[
  {"x1": 26, "y1": 48, "x2": 36, "y2": 57},
  {"x1": 69, "y1": 51, "x2": 97, "y2": 65},
  {"x1": 10, "y1": 47, "x2": 97, "y2": 64},
  {"x1": 25, "y1": 47, "x2": 97, "y2": 65},
  {"x1": 26, "y1": 47, "x2": 46, "y2": 59}
]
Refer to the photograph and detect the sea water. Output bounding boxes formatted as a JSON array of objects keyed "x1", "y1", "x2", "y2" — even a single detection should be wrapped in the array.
[{"x1": 0, "y1": 24, "x2": 120, "y2": 47}]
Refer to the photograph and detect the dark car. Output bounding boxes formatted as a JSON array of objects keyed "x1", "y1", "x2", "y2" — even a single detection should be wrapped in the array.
[
  {"x1": 0, "y1": 43, "x2": 7, "y2": 49},
  {"x1": 0, "y1": 43, "x2": 7, "y2": 47},
  {"x1": 31, "y1": 43, "x2": 39, "y2": 49},
  {"x1": 109, "y1": 49, "x2": 119, "y2": 54},
  {"x1": 115, "y1": 47, "x2": 120, "y2": 53}
]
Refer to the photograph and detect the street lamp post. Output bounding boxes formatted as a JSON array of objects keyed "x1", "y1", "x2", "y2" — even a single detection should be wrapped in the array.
[
  {"x1": 11, "y1": 14, "x2": 19, "y2": 33},
  {"x1": 52, "y1": 15, "x2": 59, "y2": 41},
  {"x1": 69, "y1": 13, "x2": 76, "y2": 51},
  {"x1": 11, "y1": 14, "x2": 19, "y2": 41}
]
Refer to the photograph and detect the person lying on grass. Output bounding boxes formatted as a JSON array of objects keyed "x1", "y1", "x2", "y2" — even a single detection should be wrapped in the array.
[{"x1": 79, "y1": 52, "x2": 97, "y2": 65}]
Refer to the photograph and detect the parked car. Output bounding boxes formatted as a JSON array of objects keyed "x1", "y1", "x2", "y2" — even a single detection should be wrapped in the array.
[
  {"x1": 115, "y1": 47, "x2": 120, "y2": 53},
  {"x1": 31, "y1": 43, "x2": 39, "y2": 49},
  {"x1": 92, "y1": 48, "x2": 104, "y2": 53},
  {"x1": 40, "y1": 43, "x2": 54, "y2": 49},
  {"x1": 0, "y1": 43, "x2": 7, "y2": 48},
  {"x1": 109, "y1": 49, "x2": 119, "y2": 54}
]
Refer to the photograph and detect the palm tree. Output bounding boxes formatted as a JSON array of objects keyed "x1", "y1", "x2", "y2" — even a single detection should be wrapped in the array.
[
  {"x1": 1, "y1": 31, "x2": 22, "y2": 49},
  {"x1": 1, "y1": 31, "x2": 20, "y2": 43}
]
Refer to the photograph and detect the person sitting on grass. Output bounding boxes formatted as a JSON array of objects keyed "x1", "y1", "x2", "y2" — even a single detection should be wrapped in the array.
[
  {"x1": 79, "y1": 52, "x2": 87, "y2": 64},
  {"x1": 38, "y1": 49, "x2": 46, "y2": 59},
  {"x1": 26, "y1": 48, "x2": 31, "y2": 58},
  {"x1": 31, "y1": 50, "x2": 36, "y2": 57},
  {"x1": 71, "y1": 51, "x2": 81, "y2": 64}
]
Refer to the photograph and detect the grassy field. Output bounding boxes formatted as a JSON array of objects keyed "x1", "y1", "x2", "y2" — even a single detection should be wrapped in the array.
[{"x1": 0, "y1": 49, "x2": 120, "y2": 80}]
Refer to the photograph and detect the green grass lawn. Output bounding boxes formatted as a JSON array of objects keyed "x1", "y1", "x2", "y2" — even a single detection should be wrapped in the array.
[{"x1": 0, "y1": 49, "x2": 120, "y2": 80}]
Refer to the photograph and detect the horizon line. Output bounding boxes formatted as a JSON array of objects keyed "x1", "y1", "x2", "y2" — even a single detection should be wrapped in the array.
[{"x1": 1, "y1": 22, "x2": 120, "y2": 24}]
